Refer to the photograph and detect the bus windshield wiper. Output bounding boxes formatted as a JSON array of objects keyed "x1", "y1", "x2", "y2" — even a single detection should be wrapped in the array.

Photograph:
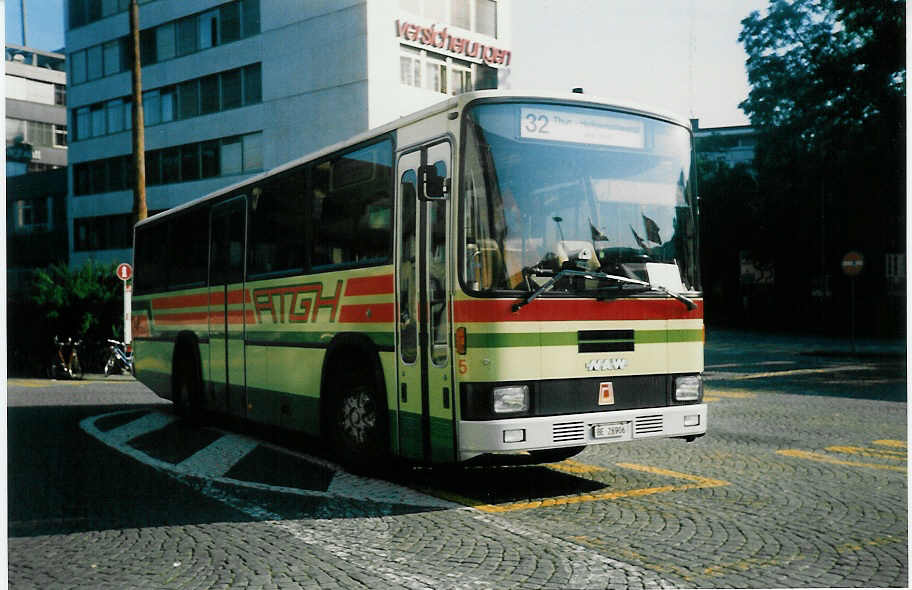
[{"x1": 513, "y1": 267, "x2": 696, "y2": 312}]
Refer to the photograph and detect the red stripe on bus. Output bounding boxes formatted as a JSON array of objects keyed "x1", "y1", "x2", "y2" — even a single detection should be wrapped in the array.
[
  {"x1": 155, "y1": 309, "x2": 255, "y2": 326},
  {"x1": 453, "y1": 298, "x2": 703, "y2": 323},
  {"x1": 154, "y1": 311, "x2": 209, "y2": 325},
  {"x1": 152, "y1": 293, "x2": 209, "y2": 310},
  {"x1": 344, "y1": 275, "x2": 395, "y2": 296},
  {"x1": 152, "y1": 288, "x2": 250, "y2": 310},
  {"x1": 338, "y1": 303, "x2": 395, "y2": 323}
]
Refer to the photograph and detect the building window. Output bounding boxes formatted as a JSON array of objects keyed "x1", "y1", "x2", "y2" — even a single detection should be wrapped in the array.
[
  {"x1": 6, "y1": 119, "x2": 26, "y2": 144},
  {"x1": 157, "y1": 23, "x2": 176, "y2": 62},
  {"x1": 73, "y1": 213, "x2": 134, "y2": 252},
  {"x1": 451, "y1": 0, "x2": 471, "y2": 29},
  {"x1": 54, "y1": 125, "x2": 68, "y2": 147},
  {"x1": 106, "y1": 99, "x2": 124, "y2": 134},
  {"x1": 176, "y1": 16, "x2": 199, "y2": 56},
  {"x1": 200, "y1": 74, "x2": 220, "y2": 114},
  {"x1": 70, "y1": 1, "x2": 261, "y2": 86},
  {"x1": 13, "y1": 198, "x2": 51, "y2": 233},
  {"x1": 86, "y1": 44, "x2": 103, "y2": 81},
  {"x1": 75, "y1": 108, "x2": 90, "y2": 141},
  {"x1": 74, "y1": 132, "x2": 262, "y2": 196},
  {"x1": 221, "y1": 69, "x2": 243, "y2": 109},
  {"x1": 178, "y1": 80, "x2": 200, "y2": 119},
  {"x1": 102, "y1": 40, "x2": 121, "y2": 76},
  {"x1": 399, "y1": 0, "x2": 496, "y2": 36},
  {"x1": 71, "y1": 50, "x2": 86, "y2": 84},
  {"x1": 400, "y1": 49, "x2": 422, "y2": 88},
  {"x1": 199, "y1": 9, "x2": 219, "y2": 49},
  {"x1": 55, "y1": 84, "x2": 67, "y2": 106},
  {"x1": 91, "y1": 105, "x2": 105, "y2": 137},
  {"x1": 400, "y1": 48, "x2": 479, "y2": 95},
  {"x1": 71, "y1": 64, "x2": 261, "y2": 142},
  {"x1": 475, "y1": 0, "x2": 497, "y2": 37},
  {"x1": 144, "y1": 90, "x2": 161, "y2": 125}
]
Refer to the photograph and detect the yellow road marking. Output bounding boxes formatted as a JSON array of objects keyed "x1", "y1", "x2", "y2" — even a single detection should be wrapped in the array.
[
  {"x1": 874, "y1": 439, "x2": 907, "y2": 449},
  {"x1": 546, "y1": 459, "x2": 606, "y2": 474},
  {"x1": 705, "y1": 390, "x2": 757, "y2": 399},
  {"x1": 731, "y1": 365, "x2": 871, "y2": 380},
  {"x1": 776, "y1": 449, "x2": 906, "y2": 472},
  {"x1": 465, "y1": 462, "x2": 729, "y2": 513},
  {"x1": 825, "y1": 445, "x2": 907, "y2": 460},
  {"x1": 8, "y1": 379, "x2": 95, "y2": 387}
]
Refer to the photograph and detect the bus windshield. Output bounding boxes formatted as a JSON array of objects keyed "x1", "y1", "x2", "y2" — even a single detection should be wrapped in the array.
[{"x1": 461, "y1": 101, "x2": 699, "y2": 296}]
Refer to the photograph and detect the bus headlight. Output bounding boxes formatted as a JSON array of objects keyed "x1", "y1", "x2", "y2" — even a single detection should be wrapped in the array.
[
  {"x1": 492, "y1": 385, "x2": 529, "y2": 414},
  {"x1": 674, "y1": 375, "x2": 703, "y2": 402}
]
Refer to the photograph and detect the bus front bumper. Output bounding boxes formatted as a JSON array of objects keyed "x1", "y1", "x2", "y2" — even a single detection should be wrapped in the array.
[{"x1": 457, "y1": 404, "x2": 707, "y2": 461}]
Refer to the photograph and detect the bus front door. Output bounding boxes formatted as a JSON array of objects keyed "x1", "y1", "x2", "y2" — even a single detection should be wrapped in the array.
[
  {"x1": 208, "y1": 197, "x2": 247, "y2": 417},
  {"x1": 396, "y1": 142, "x2": 455, "y2": 463}
]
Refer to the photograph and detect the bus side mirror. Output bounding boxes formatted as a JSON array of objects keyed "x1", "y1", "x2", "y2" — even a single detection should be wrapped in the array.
[{"x1": 421, "y1": 164, "x2": 449, "y2": 199}]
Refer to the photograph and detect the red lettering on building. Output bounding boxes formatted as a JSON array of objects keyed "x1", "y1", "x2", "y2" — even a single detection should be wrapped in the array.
[{"x1": 395, "y1": 20, "x2": 511, "y2": 67}]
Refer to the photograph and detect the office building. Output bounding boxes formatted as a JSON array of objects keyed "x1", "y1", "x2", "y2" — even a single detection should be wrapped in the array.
[
  {"x1": 65, "y1": 0, "x2": 512, "y2": 267},
  {"x1": 6, "y1": 44, "x2": 69, "y2": 293}
]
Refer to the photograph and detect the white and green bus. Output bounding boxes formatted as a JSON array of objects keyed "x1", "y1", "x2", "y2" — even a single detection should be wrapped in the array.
[{"x1": 132, "y1": 90, "x2": 706, "y2": 467}]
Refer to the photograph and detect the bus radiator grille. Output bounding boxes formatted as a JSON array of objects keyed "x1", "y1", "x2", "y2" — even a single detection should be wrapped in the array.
[
  {"x1": 634, "y1": 415, "x2": 664, "y2": 435},
  {"x1": 553, "y1": 421, "x2": 586, "y2": 443}
]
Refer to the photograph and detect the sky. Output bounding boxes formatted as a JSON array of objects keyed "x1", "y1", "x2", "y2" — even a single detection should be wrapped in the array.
[{"x1": 5, "y1": 0, "x2": 765, "y2": 127}]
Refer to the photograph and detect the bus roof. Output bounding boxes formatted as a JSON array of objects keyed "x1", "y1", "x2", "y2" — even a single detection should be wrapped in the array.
[{"x1": 136, "y1": 89, "x2": 692, "y2": 228}]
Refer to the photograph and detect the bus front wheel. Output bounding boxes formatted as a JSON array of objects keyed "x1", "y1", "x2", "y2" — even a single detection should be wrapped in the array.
[{"x1": 330, "y1": 376, "x2": 388, "y2": 471}]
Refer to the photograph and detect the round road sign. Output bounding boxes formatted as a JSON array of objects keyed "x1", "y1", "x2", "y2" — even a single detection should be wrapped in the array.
[
  {"x1": 841, "y1": 251, "x2": 864, "y2": 277},
  {"x1": 116, "y1": 262, "x2": 133, "y2": 281}
]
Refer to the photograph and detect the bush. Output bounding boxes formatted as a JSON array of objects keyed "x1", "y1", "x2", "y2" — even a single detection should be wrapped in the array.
[{"x1": 9, "y1": 261, "x2": 125, "y2": 376}]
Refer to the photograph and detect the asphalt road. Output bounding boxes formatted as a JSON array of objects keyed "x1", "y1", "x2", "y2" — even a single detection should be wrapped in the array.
[{"x1": 7, "y1": 330, "x2": 907, "y2": 589}]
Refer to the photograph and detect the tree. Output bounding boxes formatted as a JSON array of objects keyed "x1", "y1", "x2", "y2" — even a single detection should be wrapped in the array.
[
  {"x1": 737, "y1": 0, "x2": 905, "y2": 334},
  {"x1": 19, "y1": 262, "x2": 124, "y2": 374}
]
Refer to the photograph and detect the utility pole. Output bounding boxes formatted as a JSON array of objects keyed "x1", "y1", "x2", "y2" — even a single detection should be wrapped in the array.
[
  {"x1": 20, "y1": 0, "x2": 27, "y2": 46},
  {"x1": 130, "y1": 0, "x2": 147, "y2": 226}
]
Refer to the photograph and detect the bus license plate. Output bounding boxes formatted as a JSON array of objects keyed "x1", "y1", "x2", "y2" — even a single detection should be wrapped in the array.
[{"x1": 593, "y1": 422, "x2": 627, "y2": 439}]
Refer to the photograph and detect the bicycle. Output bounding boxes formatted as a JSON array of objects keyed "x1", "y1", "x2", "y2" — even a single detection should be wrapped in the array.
[
  {"x1": 50, "y1": 336, "x2": 83, "y2": 380},
  {"x1": 104, "y1": 339, "x2": 135, "y2": 377}
]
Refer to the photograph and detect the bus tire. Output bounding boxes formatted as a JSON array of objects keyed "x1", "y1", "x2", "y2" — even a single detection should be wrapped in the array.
[
  {"x1": 528, "y1": 445, "x2": 586, "y2": 463},
  {"x1": 328, "y1": 369, "x2": 388, "y2": 472},
  {"x1": 172, "y1": 340, "x2": 202, "y2": 421}
]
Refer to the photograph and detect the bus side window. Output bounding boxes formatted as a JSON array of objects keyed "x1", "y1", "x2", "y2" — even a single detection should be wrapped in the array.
[
  {"x1": 247, "y1": 171, "x2": 308, "y2": 278},
  {"x1": 311, "y1": 139, "x2": 393, "y2": 271},
  {"x1": 399, "y1": 169, "x2": 418, "y2": 364}
]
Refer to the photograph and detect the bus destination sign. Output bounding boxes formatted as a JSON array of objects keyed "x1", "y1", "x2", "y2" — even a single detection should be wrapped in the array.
[{"x1": 520, "y1": 107, "x2": 645, "y2": 149}]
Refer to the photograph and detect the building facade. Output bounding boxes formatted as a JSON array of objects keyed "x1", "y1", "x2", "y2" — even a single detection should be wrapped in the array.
[
  {"x1": 6, "y1": 44, "x2": 68, "y2": 176},
  {"x1": 65, "y1": 0, "x2": 512, "y2": 267},
  {"x1": 692, "y1": 122, "x2": 756, "y2": 169},
  {"x1": 6, "y1": 44, "x2": 70, "y2": 294}
]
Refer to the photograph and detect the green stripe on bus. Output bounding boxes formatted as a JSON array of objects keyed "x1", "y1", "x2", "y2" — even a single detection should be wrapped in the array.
[
  {"x1": 245, "y1": 331, "x2": 395, "y2": 349},
  {"x1": 466, "y1": 329, "x2": 702, "y2": 348}
]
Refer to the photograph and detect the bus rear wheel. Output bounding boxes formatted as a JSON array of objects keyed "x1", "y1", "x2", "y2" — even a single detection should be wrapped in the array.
[{"x1": 330, "y1": 377, "x2": 388, "y2": 471}]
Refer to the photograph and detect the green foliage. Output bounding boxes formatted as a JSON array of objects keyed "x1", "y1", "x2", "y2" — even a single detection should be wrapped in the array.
[
  {"x1": 9, "y1": 261, "x2": 126, "y2": 375},
  {"x1": 733, "y1": 0, "x2": 905, "y2": 334},
  {"x1": 31, "y1": 261, "x2": 122, "y2": 337}
]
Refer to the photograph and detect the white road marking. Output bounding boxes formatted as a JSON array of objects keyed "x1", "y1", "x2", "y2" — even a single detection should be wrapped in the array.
[
  {"x1": 80, "y1": 410, "x2": 455, "y2": 508},
  {"x1": 105, "y1": 411, "x2": 177, "y2": 445},
  {"x1": 176, "y1": 434, "x2": 259, "y2": 477}
]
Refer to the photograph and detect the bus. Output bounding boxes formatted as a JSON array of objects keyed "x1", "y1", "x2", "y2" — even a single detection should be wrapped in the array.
[{"x1": 131, "y1": 90, "x2": 706, "y2": 467}]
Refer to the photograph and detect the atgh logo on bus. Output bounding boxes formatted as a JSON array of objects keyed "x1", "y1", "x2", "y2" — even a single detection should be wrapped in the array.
[{"x1": 585, "y1": 358, "x2": 629, "y2": 372}]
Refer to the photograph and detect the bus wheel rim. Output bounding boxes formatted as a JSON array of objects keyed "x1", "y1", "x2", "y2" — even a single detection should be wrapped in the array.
[{"x1": 341, "y1": 389, "x2": 375, "y2": 445}]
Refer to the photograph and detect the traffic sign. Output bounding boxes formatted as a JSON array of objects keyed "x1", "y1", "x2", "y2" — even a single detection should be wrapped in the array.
[
  {"x1": 841, "y1": 251, "x2": 864, "y2": 277},
  {"x1": 116, "y1": 262, "x2": 133, "y2": 281}
]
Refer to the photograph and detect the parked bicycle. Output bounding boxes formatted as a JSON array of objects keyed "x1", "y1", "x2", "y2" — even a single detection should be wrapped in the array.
[
  {"x1": 50, "y1": 336, "x2": 83, "y2": 380},
  {"x1": 104, "y1": 339, "x2": 135, "y2": 377}
]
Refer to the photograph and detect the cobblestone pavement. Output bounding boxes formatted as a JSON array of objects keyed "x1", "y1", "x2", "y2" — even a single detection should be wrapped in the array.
[{"x1": 8, "y1": 332, "x2": 907, "y2": 589}]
